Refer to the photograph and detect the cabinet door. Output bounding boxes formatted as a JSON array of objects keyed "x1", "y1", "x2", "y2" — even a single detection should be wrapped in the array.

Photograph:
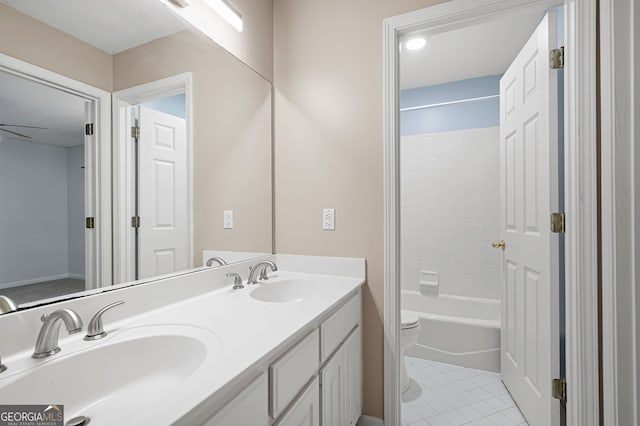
[
  {"x1": 204, "y1": 373, "x2": 269, "y2": 426},
  {"x1": 276, "y1": 377, "x2": 320, "y2": 426},
  {"x1": 344, "y1": 327, "x2": 362, "y2": 425},
  {"x1": 320, "y1": 342, "x2": 346, "y2": 426},
  {"x1": 320, "y1": 327, "x2": 362, "y2": 426}
]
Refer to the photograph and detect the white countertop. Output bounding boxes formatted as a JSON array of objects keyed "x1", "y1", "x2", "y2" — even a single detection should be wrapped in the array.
[{"x1": 0, "y1": 266, "x2": 364, "y2": 425}]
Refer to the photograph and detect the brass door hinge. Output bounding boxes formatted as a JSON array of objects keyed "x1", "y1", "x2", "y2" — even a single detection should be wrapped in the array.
[
  {"x1": 85, "y1": 217, "x2": 95, "y2": 229},
  {"x1": 552, "y1": 377, "x2": 566, "y2": 401},
  {"x1": 131, "y1": 216, "x2": 141, "y2": 229},
  {"x1": 551, "y1": 212, "x2": 565, "y2": 233},
  {"x1": 131, "y1": 126, "x2": 140, "y2": 139},
  {"x1": 550, "y1": 47, "x2": 564, "y2": 69}
]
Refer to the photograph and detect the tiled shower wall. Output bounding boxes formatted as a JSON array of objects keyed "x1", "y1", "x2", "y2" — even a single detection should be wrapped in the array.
[{"x1": 400, "y1": 127, "x2": 501, "y2": 300}]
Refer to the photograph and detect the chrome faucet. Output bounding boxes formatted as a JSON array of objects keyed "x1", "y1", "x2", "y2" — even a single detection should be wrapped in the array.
[
  {"x1": 247, "y1": 260, "x2": 278, "y2": 284},
  {"x1": 206, "y1": 256, "x2": 227, "y2": 267},
  {"x1": 32, "y1": 309, "x2": 83, "y2": 359},
  {"x1": 226, "y1": 273, "x2": 245, "y2": 290},
  {"x1": 0, "y1": 295, "x2": 18, "y2": 314},
  {"x1": 84, "y1": 301, "x2": 124, "y2": 341}
]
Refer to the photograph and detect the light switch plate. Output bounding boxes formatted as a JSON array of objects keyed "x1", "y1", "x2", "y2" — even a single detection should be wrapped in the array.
[
  {"x1": 224, "y1": 210, "x2": 233, "y2": 229},
  {"x1": 323, "y1": 208, "x2": 335, "y2": 230}
]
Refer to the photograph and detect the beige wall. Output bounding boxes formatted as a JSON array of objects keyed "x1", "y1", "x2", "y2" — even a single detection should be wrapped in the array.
[
  {"x1": 113, "y1": 30, "x2": 273, "y2": 263},
  {"x1": 273, "y1": 0, "x2": 446, "y2": 418},
  {"x1": 223, "y1": 0, "x2": 274, "y2": 82},
  {"x1": 0, "y1": 3, "x2": 112, "y2": 91},
  {"x1": 0, "y1": 4, "x2": 273, "y2": 265}
]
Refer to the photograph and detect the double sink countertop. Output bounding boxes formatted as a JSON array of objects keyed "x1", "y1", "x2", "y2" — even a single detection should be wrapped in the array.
[{"x1": 0, "y1": 264, "x2": 364, "y2": 425}]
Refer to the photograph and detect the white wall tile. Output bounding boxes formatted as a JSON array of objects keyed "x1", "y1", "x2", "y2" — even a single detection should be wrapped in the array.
[{"x1": 401, "y1": 127, "x2": 501, "y2": 300}]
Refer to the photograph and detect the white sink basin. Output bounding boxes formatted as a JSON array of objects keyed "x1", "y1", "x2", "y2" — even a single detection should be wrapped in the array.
[
  {"x1": 0, "y1": 324, "x2": 221, "y2": 425},
  {"x1": 250, "y1": 278, "x2": 341, "y2": 303}
]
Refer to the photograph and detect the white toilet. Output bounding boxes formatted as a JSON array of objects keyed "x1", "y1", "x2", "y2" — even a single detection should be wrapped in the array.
[{"x1": 401, "y1": 310, "x2": 421, "y2": 393}]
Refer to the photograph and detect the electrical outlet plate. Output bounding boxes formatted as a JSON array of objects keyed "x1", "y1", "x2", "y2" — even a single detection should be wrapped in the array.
[
  {"x1": 224, "y1": 210, "x2": 233, "y2": 229},
  {"x1": 323, "y1": 208, "x2": 335, "y2": 230}
]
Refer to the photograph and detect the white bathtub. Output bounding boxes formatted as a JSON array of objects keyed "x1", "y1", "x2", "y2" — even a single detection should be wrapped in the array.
[{"x1": 402, "y1": 290, "x2": 501, "y2": 372}]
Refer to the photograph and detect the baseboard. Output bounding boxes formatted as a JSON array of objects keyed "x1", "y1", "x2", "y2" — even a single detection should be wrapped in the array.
[
  {"x1": 67, "y1": 274, "x2": 85, "y2": 280},
  {"x1": 357, "y1": 415, "x2": 384, "y2": 426},
  {"x1": 0, "y1": 273, "x2": 84, "y2": 290}
]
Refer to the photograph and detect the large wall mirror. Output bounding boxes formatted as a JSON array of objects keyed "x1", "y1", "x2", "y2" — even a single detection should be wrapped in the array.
[{"x1": 0, "y1": 0, "x2": 273, "y2": 311}]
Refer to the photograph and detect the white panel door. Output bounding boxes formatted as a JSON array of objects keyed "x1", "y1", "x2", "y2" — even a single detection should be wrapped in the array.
[
  {"x1": 499, "y1": 12, "x2": 560, "y2": 426},
  {"x1": 138, "y1": 106, "x2": 189, "y2": 279}
]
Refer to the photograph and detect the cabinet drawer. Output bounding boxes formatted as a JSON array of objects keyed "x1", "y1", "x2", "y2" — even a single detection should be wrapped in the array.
[
  {"x1": 275, "y1": 376, "x2": 320, "y2": 426},
  {"x1": 270, "y1": 328, "x2": 320, "y2": 419},
  {"x1": 320, "y1": 293, "x2": 361, "y2": 362},
  {"x1": 204, "y1": 373, "x2": 268, "y2": 426}
]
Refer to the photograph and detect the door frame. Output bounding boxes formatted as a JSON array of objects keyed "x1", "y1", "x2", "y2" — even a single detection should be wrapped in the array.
[
  {"x1": 0, "y1": 53, "x2": 112, "y2": 291},
  {"x1": 382, "y1": 1, "x2": 599, "y2": 425},
  {"x1": 599, "y1": 0, "x2": 639, "y2": 423},
  {"x1": 112, "y1": 73, "x2": 194, "y2": 284}
]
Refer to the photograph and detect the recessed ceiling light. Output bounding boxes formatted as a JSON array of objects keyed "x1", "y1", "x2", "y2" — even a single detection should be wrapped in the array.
[{"x1": 405, "y1": 38, "x2": 427, "y2": 51}]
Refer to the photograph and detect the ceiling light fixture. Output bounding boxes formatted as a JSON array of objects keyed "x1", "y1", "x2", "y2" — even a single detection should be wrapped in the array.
[
  {"x1": 202, "y1": 0, "x2": 243, "y2": 32},
  {"x1": 168, "y1": 0, "x2": 191, "y2": 7},
  {"x1": 405, "y1": 38, "x2": 427, "y2": 51}
]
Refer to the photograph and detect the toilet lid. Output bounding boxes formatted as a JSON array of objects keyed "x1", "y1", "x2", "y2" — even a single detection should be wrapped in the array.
[{"x1": 401, "y1": 310, "x2": 420, "y2": 330}]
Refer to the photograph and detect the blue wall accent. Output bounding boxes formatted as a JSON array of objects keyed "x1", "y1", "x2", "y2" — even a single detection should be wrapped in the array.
[
  {"x1": 400, "y1": 75, "x2": 501, "y2": 136},
  {"x1": 142, "y1": 94, "x2": 186, "y2": 118},
  {"x1": 556, "y1": 5, "x2": 564, "y2": 47}
]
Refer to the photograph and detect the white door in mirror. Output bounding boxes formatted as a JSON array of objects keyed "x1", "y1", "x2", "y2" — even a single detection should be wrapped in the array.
[{"x1": 138, "y1": 106, "x2": 189, "y2": 279}]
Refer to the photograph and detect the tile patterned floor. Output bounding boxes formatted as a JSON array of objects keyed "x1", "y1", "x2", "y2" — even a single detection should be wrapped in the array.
[{"x1": 402, "y1": 357, "x2": 528, "y2": 426}]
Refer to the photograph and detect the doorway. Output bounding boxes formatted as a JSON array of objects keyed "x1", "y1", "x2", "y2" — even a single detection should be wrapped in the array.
[
  {"x1": 383, "y1": 1, "x2": 599, "y2": 425},
  {"x1": 0, "y1": 54, "x2": 111, "y2": 304},
  {"x1": 397, "y1": 8, "x2": 563, "y2": 425},
  {"x1": 112, "y1": 73, "x2": 193, "y2": 284}
]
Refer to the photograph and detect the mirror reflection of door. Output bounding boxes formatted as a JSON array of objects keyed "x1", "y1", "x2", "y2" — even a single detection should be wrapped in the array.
[
  {"x1": 0, "y1": 69, "x2": 92, "y2": 304},
  {"x1": 128, "y1": 94, "x2": 190, "y2": 281}
]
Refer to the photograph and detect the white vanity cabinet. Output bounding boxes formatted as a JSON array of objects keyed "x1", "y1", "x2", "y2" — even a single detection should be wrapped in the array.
[
  {"x1": 320, "y1": 327, "x2": 362, "y2": 426},
  {"x1": 205, "y1": 290, "x2": 362, "y2": 426},
  {"x1": 270, "y1": 329, "x2": 320, "y2": 418},
  {"x1": 204, "y1": 373, "x2": 269, "y2": 426},
  {"x1": 275, "y1": 292, "x2": 362, "y2": 426},
  {"x1": 275, "y1": 377, "x2": 321, "y2": 426}
]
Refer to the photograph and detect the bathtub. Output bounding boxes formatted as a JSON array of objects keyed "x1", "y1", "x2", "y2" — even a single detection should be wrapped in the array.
[{"x1": 402, "y1": 290, "x2": 501, "y2": 372}]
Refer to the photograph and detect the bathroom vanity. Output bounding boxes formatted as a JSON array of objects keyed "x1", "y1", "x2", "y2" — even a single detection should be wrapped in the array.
[
  {"x1": 206, "y1": 287, "x2": 362, "y2": 426},
  {"x1": 0, "y1": 255, "x2": 364, "y2": 425}
]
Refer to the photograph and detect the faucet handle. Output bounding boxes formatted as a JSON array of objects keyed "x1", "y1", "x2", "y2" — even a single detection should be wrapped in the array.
[
  {"x1": 0, "y1": 295, "x2": 18, "y2": 314},
  {"x1": 226, "y1": 273, "x2": 244, "y2": 290},
  {"x1": 84, "y1": 301, "x2": 124, "y2": 341}
]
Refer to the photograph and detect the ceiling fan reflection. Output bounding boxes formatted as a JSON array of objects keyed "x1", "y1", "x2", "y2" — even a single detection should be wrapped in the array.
[{"x1": 0, "y1": 123, "x2": 48, "y2": 139}]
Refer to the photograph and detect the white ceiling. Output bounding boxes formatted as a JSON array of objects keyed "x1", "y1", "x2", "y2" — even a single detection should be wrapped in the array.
[
  {"x1": 0, "y1": 70, "x2": 87, "y2": 147},
  {"x1": 1, "y1": 0, "x2": 188, "y2": 54},
  {"x1": 400, "y1": 8, "x2": 550, "y2": 90}
]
